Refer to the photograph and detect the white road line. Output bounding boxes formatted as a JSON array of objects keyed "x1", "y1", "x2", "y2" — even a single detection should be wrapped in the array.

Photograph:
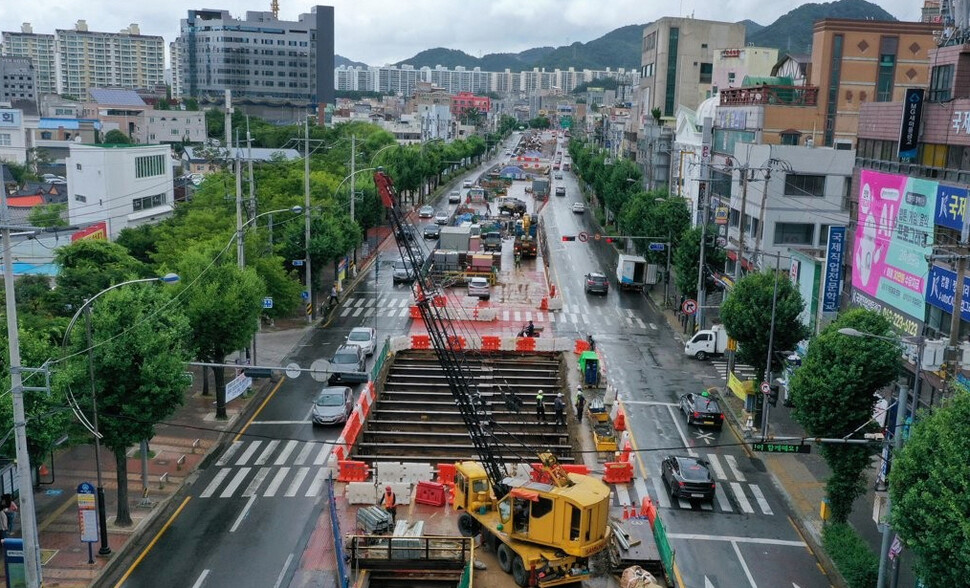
[
  {"x1": 364, "y1": 308, "x2": 375, "y2": 318},
  {"x1": 502, "y1": 310, "x2": 510, "y2": 321},
  {"x1": 354, "y1": 298, "x2": 364, "y2": 307},
  {"x1": 749, "y1": 484, "x2": 773, "y2": 515},
  {"x1": 255, "y1": 440, "x2": 281, "y2": 466},
  {"x1": 651, "y1": 476, "x2": 671, "y2": 509},
  {"x1": 635, "y1": 318, "x2": 646, "y2": 329},
  {"x1": 625, "y1": 308, "x2": 634, "y2": 317},
  {"x1": 313, "y1": 443, "x2": 332, "y2": 465},
  {"x1": 275, "y1": 440, "x2": 299, "y2": 465},
  {"x1": 294, "y1": 443, "x2": 314, "y2": 466},
  {"x1": 706, "y1": 454, "x2": 727, "y2": 480},
  {"x1": 264, "y1": 467, "x2": 290, "y2": 497},
  {"x1": 306, "y1": 468, "x2": 327, "y2": 497},
  {"x1": 353, "y1": 307, "x2": 364, "y2": 317},
  {"x1": 514, "y1": 311, "x2": 521, "y2": 322},
  {"x1": 200, "y1": 469, "x2": 230, "y2": 498},
  {"x1": 285, "y1": 467, "x2": 310, "y2": 497},
  {"x1": 633, "y1": 477, "x2": 649, "y2": 509},
  {"x1": 649, "y1": 322, "x2": 658, "y2": 330},
  {"x1": 535, "y1": 312, "x2": 544, "y2": 322},
  {"x1": 547, "y1": 312, "x2": 556, "y2": 322},
  {"x1": 215, "y1": 442, "x2": 241, "y2": 466},
  {"x1": 230, "y1": 495, "x2": 257, "y2": 533},
  {"x1": 615, "y1": 484, "x2": 631, "y2": 507},
  {"x1": 191, "y1": 569, "x2": 210, "y2": 588},
  {"x1": 730, "y1": 482, "x2": 754, "y2": 514},
  {"x1": 243, "y1": 467, "x2": 271, "y2": 497},
  {"x1": 725, "y1": 455, "x2": 746, "y2": 482},
  {"x1": 666, "y1": 533, "x2": 806, "y2": 547},
  {"x1": 220, "y1": 467, "x2": 252, "y2": 498},
  {"x1": 626, "y1": 317, "x2": 633, "y2": 327},
  {"x1": 732, "y1": 540, "x2": 759, "y2": 587},
  {"x1": 677, "y1": 497, "x2": 692, "y2": 509},
  {"x1": 272, "y1": 554, "x2": 295, "y2": 588},
  {"x1": 714, "y1": 484, "x2": 733, "y2": 512},
  {"x1": 340, "y1": 307, "x2": 352, "y2": 318},
  {"x1": 622, "y1": 400, "x2": 679, "y2": 406},
  {"x1": 525, "y1": 311, "x2": 533, "y2": 321},
  {"x1": 399, "y1": 307, "x2": 410, "y2": 317},
  {"x1": 667, "y1": 405, "x2": 698, "y2": 456}
]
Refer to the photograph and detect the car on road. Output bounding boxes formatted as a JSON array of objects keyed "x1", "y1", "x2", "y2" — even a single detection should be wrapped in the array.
[
  {"x1": 584, "y1": 272, "x2": 609, "y2": 294},
  {"x1": 434, "y1": 210, "x2": 450, "y2": 225},
  {"x1": 679, "y1": 390, "x2": 725, "y2": 429},
  {"x1": 572, "y1": 202, "x2": 586, "y2": 214},
  {"x1": 392, "y1": 258, "x2": 417, "y2": 284},
  {"x1": 449, "y1": 190, "x2": 462, "y2": 204},
  {"x1": 661, "y1": 455, "x2": 716, "y2": 502},
  {"x1": 554, "y1": 172, "x2": 563, "y2": 180},
  {"x1": 418, "y1": 205, "x2": 435, "y2": 218},
  {"x1": 328, "y1": 345, "x2": 368, "y2": 385},
  {"x1": 467, "y1": 276, "x2": 490, "y2": 300},
  {"x1": 345, "y1": 326, "x2": 377, "y2": 356},
  {"x1": 311, "y1": 386, "x2": 353, "y2": 425},
  {"x1": 555, "y1": 186, "x2": 566, "y2": 197},
  {"x1": 462, "y1": 179, "x2": 473, "y2": 188},
  {"x1": 423, "y1": 224, "x2": 440, "y2": 239}
]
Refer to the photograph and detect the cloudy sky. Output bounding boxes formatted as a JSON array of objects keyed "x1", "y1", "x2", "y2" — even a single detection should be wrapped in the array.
[{"x1": 2, "y1": 1, "x2": 917, "y2": 66}]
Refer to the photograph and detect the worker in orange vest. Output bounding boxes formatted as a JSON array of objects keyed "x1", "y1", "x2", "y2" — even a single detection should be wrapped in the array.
[{"x1": 382, "y1": 485, "x2": 397, "y2": 524}]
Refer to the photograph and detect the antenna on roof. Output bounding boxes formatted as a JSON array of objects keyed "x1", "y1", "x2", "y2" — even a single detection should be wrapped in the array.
[{"x1": 271, "y1": 0, "x2": 279, "y2": 18}]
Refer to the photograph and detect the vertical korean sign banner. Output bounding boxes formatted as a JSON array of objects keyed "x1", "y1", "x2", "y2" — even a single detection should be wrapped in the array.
[{"x1": 852, "y1": 170, "x2": 934, "y2": 320}]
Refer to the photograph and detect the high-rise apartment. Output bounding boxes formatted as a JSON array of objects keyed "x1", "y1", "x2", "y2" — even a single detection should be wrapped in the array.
[{"x1": 1, "y1": 24, "x2": 56, "y2": 95}]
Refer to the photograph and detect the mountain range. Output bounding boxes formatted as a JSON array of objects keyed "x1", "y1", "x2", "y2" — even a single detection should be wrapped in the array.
[{"x1": 334, "y1": 0, "x2": 896, "y2": 72}]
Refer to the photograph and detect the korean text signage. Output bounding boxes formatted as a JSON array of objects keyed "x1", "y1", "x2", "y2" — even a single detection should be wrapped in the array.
[
  {"x1": 0, "y1": 109, "x2": 21, "y2": 128},
  {"x1": 822, "y1": 226, "x2": 846, "y2": 312},
  {"x1": 852, "y1": 170, "x2": 934, "y2": 321},
  {"x1": 925, "y1": 265, "x2": 970, "y2": 322},
  {"x1": 897, "y1": 88, "x2": 924, "y2": 159}
]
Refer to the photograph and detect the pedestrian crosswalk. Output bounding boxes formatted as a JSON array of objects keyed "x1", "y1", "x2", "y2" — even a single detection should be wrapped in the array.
[
  {"x1": 616, "y1": 453, "x2": 774, "y2": 516},
  {"x1": 201, "y1": 440, "x2": 333, "y2": 499},
  {"x1": 710, "y1": 359, "x2": 760, "y2": 381}
]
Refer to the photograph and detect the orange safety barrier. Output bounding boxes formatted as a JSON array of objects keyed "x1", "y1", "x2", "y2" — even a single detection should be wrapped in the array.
[
  {"x1": 409, "y1": 305, "x2": 422, "y2": 319},
  {"x1": 540, "y1": 297, "x2": 548, "y2": 310},
  {"x1": 432, "y1": 295, "x2": 447, "y2": 307},
  {"x1": 411, "y1": 334, "x2": 431, "y2": 349},
  {"x1": 516, "y1": 336, "x2": 537, "y2": 352},
  {"x1": 614, "y1": 411, "x2": 627, "y2": 432},
  {"x1": 342, "y1": 412, "x2": 363, "y2": 447},
  {"x1": 481, "y1": 336, "x2": 501, "y2": 351},
  {"x1": 414, "y1": 481, "x2": 447, "y2": 507},
  {"x1": 641, "y1": 496, "x2": 657, "y2": 525},
  {"x1": 574, "y1": 339, "x2": 590, "y2": 354},
  {"x1": 618, "y1": 440, "x2": 632, "y2": 463},
  {"x1": 337, "y1": 460, "x2": 370, "y2": 482},
  {"x1": 436, "y1": 463, "x2": 456, "y2": 486},
  {"x1": 602, "y1": 461, "x2": 634, "y2": 484},
  {"x1": 562, "y1": 464, "x2": 591, "y2": 476},
  {"x1": 448, "y1": 335, "x2": 466, "y2": 351}
]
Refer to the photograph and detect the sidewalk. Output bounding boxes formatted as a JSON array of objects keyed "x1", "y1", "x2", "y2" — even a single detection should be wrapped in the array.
[{"x1": 643, "y1": 286, "x2": 916, "y2": 588}]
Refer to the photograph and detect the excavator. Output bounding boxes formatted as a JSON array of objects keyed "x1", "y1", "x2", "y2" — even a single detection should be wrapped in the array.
[{"x1": 375, "y1": 170, "x2": 611, "y2": 587}]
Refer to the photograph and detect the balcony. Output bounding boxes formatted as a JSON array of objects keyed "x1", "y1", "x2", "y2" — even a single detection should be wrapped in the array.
[{"x1": 720, "y1": 85, "x2": 819, "y2": 107}]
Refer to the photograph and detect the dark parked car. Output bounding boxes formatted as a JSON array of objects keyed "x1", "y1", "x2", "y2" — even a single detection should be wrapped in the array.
[
  {"x1": 661, "y1": 455, "x2": 716, "y2": 501},
  {"x1": 679, "y1": 390, "x2": 725, "y2": 429},
  {"x1": 328, "y1": 345, "x2": 368, "y2": 385},
  {"x1": 585, "y1": 272, "x2": 609, "y2": 294},
  {"x1": 311, "y1": 386, "x2": 353, "y2": 425}
]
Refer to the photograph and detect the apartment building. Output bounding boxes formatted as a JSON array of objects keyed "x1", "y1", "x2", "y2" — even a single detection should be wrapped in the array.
[
  {"x1": 1, "y1": 24, "x2": 56, "y2": 96},
  {"x1": 54, "y1": 21, "x2": 165, "y2": 99},
  {"x1": 0, "y1": 56, "x2": 39, "y2": 115}
]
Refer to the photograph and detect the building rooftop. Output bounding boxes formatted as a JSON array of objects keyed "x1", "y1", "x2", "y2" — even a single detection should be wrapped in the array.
[{"x1": 88, "y1": 88, "x2": 146, "y2": 106}]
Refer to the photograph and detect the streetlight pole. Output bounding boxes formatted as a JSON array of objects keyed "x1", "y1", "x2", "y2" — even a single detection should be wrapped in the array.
[
  {"x1": 304, "y1": 116, "x2": 313, "y2": 322},
  {"x1": 761, "y1": 252, "x2": 782, "y2": 439}
]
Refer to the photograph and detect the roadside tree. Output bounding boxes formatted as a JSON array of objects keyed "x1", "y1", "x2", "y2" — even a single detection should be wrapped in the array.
[
  {"x1": 52, "y1": 240, "x2": 146, "y2": 317},
  {"x1": 672, "y1": 226, "x2": 725, "y2": 299},
  {"x1": 789, "y1": 309, "x2": 899, "y2": 523}
]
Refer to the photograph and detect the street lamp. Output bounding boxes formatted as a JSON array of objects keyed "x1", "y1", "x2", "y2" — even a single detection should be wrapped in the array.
[
  {"x1": 837, "y1": 327, "x2": 923, "y2": 588},
  {"x1": 61, "y1": 273, "x2": 180, "y2": 557}
]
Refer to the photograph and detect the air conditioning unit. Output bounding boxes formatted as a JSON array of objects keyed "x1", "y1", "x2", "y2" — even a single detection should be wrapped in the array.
[{"x1": 922, "y1": 339, "x2": 946, "y2": 371}]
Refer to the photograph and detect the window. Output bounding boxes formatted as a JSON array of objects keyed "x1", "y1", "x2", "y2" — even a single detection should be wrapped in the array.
[
  {"x1": 699, "y1": 63, "x2": 713, "y2": 84},
  {"x1": 132, "y1": 193, "x2": 166, "y2": 211},
  {"x1": 135, "y1": 154, "x2": 165, "y2": 178},
  {"x1": 40, "y1": 131, "x2": 52, "y2": 140},
  {"x1": 664, "y1": 27, "x2": 679, "y2": 117},
  {"x1": 876, "y1": 37, "x2": 898, "y2": 102},
  {"x1": 727, "y1": 72, "x2": 735, "y2": 84},
  {"x1": 784, "y1": 174, "x2": 825, "y2": 197},
  {"x1": 531, "y1": 496, "x2": 553, "y2": 519},
  {"x1": 920, "y1": 143, "x2": 947, "y2": 168},
  {"x1": 818, "y1": 224, "x2": 831, "y2": 246},
  {"x1": 780, "y1": 131, "x2": 801, "y2": 145},
  {"x1": 929, "y1": 64, "x2": 954, "y2": 102},
  {"x1": 0, "y1": 133, "x2": 10, "y2": 146},
  {"x1": 774, "y1": 222, "x2": 814, "y2": 245},
  {"x1": 75, "y1": 194, "x2": 87, "y2": 203},
  {"x1": 75, "y1": 163, "x2": 82, "y2": 171}
]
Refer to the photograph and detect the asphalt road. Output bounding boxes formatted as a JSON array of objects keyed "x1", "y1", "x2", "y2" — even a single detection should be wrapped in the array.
[{"x1": 541, "y1": 159, "x2": 832, "y2": 588}]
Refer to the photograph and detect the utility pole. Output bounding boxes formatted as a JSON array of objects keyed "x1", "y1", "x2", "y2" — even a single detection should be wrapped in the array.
[
  {"x1": 695, "y1": 117, "x2": 712, "y2": 331},
  {"x1": 948, "y1": 257, "x2": 966, "y2": 349},
  {"x1": 877, "y1": 377, "x2": 909, "y2": 588},
  {"x1": 761, "y1": 251, "x2": 782, "y2": 439},
  {"x1": 1, "y1": 191, "x2": 42, "y2": 587},
  {"x1": 304, "y1": 116, "x2": 313, "y2": 322},
  {"x1": 350, "y1": 134, "x2": 356, "y2": 222},
  {"x1": 735, "y1": 168, "x2": 749, "y2": 282}
]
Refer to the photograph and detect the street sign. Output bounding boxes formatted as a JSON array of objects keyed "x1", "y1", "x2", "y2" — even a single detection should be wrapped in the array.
[
  {"x1": 225, "y1": 374, "x2": 253, "y2": 403},
  {"x1": 578, "y1": 232, "x2": 589, "y2": 242},
  {"x1": 682, "y1": 299, "x2": 698, "y2": 315},
  {"x1": 292, "y1": 259, "x2": 305, "y2": 267},
  {"x1": 301, "y1": 290, "x2": 310, "y2": 301},
  {"x1": 594, "y1": 234, "x2": 601, "y2": 241},
  {"x1": 760, "y1": 381, "x2": 771, "y2": 394},
  {"x1": 77, "y1": 482, "x2": 98, "y2": 543},
  {"x1": 262, "y1": 297, "x2": 274, "y2": 309},
  {"x1": 648, "y1": 243, "x2": 665, "y2": 252},
  {"x1": 752, "y1": 442, "x2": 811, "y2": 454}
]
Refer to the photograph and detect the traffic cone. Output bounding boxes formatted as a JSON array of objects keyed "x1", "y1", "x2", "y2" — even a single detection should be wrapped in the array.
[{"x1": 623, "y1": 505, "x2": 630, "y2": 519}]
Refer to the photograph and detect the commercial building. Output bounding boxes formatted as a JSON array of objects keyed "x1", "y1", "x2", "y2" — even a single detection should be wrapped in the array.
[
  {"x1": 175, "y1": 6, "x2": 334, "y2": 111},
  {"x1": 81, "y1": 88, "x2": 206, "y2": 145},
  {"x1": 0, "y1": 107, "x2": 30, "y2": 165},
  {"x1": 1, "y1": 24, "x2": 56, "y2": 96},
  {"x1": 710, "y1": 47, "x2": 779, "y2": 95},
  {"x1": 0, "y1": 56, "x2": 39, "y2": 115}
]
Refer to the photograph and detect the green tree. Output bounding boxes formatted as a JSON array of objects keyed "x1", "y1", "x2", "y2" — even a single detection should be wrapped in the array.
[
  {"x1": 52, "y1": 240, "x2": 146, "y2": 316},
  {"x1": 720, "y1": 270, "x2": 808, "y2": 378},
  {"x1": 528, "y1": 116, "x2": 551, "y2": 129},
  {"x1": 789, "y1": 309, "x2": 899, "y2": 523},
  {"x1": 116, "y1": 224, "x2": 161, "y2": 266},
  {"x1": 176, "y1": 247, "x2": 264, "y2": 419},
  {"x1": 2, "y1": 160, "x2": 37, "y2": 184},
  {"x1": 673, "y1": 226, "x2": 725, "y2": 298},
  {"x1": 63, "y1": 284, "x2": 190, "y2": 525},
  {"x1": 103, "y1": 129, "x2": 132, "y2": 144},
  {"x1": 889, "y1": 391, "x2": 970, "y2": 585},
  {"x1": 27, "y1": 203, "x2": 68, "y2": 228}
]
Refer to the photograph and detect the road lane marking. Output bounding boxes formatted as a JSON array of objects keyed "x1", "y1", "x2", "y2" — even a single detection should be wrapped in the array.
[
  {"x1": 364, "y1": 308, "x2": 375, "y2": 318},
  {"x1": 666, "y1": 533, "x2": 806, "y2": 547},
  {"x1": 340, "y1": 308, "x2": 351, "y2": 317},
  {"x1": 354, "y1": 298, "x2": 364, "y2": 307},
  {"x1": 220, "y1": 467, "x2": 252, "y2": 498},
  {"x1": 264, "y1": 467, "x2": 290, "y2": 497},
  {"x1": 750, "y1": 484, "x2": 773, "y2": 515},
  {"x1": 255, "y1": 440, "x2": 281, "y2": 466},
  {"x1": 272, "y1": 553, "x2": 295, "y2": 588},
  {"x1": 706, "y1": 454, "x2": 727, "y2": 480},
  {"x1": 353, "y1": 307, "x2": 364, "y2": 317},
  {"x1": 285, "y1": 467, "x2": 310, "y2": 497},
  {"x1": 306, "y1": 468, "x2": 327, "y2": 497},
  {"x1": 235, "y1": 441, "x2": 262, "y2": 466},
  {"x1": 191, "y1": 569, "x2": 210, "y2": 588},
  {"x1": 275, "y1": 440, "x2": 300, "y2": 465},
  {"x1": 650, "y1": 476, "x2": 670, "y2": 508},
  {"x1": 230, "y1": 495, "x2": 257, "y2": 533},
  {"x1": 244, "y1": 467, "x2": 271, "y2": 497},
  {"x1": 633, "y1": 477, "x2": 649, "y2": 509},
  {"x1": 635, "y1": 318, "x2": 647, "y2": 328},
  {"x1": 725, "y1": 455, "x2": 746, "y2": 481},
  {"x1": 294, "y1": 443, "x2": 314, "y2": 465},
  {"x1": 649, "y1": 322, "x2": 657, "y2": 330},
  {"x1": 234, "y1": 377, "x2": 287, "y2": 443},
  {"x1": 714, "y1": 484, "x2": 733, "y2": 512},
  {"x1": 113, "y1": 496, "x2": 192, "y2": 587},
  {"x1": 200, "y1": 469, "x2": 230, "y2": 498},
  {"x1": 729, "y1": 482, "x2": 754, "y2": 514},
  {"x1": 314, "y1": 443, "x2": 332, "y2": 465},
  {"x1": 732, "y1": 540, "x2": 758, "y2": 587},
  {"x1": 615, "y1": 484, "x2": 631, "y2": 507},
  {"x1": 216, "y1": 442, "x2": 241, "y2": 466},
  {"x1": 667, "y1": 405, "x2": 698, "y2": 456}
]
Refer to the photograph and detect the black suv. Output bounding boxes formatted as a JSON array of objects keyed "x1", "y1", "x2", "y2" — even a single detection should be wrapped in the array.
[
  {"x1": 585, "y1": 272, "x2": 609, "y2": 294},
  {"x1": 661, "y1": 456, "x2": 716, "y2": 501},
  {"x1": 328, "y1": 345, "x2": 368, "y2": 385},
  {"x1": 679, "y1": 391, "x2": 725, "y2": 429}
]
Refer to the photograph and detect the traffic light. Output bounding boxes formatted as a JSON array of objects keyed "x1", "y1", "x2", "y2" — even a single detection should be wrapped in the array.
[
  {"x1": 605, "y1": 237, "x2": 614, "y2": 243},
  {"x1": 767, "y1": 383, "x2": 780, "y2": 407},
  {"x1": 562, "y1": 235, "x2": 576, "y2": 242},
  {"x1": 705, "y1": 233, "x2": 717, "y2": 248}
]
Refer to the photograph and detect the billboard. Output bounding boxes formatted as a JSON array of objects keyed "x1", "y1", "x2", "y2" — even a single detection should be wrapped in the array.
[
  {"x1": 925, "y1": 265, "x2": 970, "y2": 322},
  {"x1": 897, "y1": 89, "x2": 925, "y2": 159},
  {"x1": 822, "y1": 226, "x2": 846, "y2": 313},
  {"x1": 852, "y1": 170, "x2": 934, "y2": 322}
]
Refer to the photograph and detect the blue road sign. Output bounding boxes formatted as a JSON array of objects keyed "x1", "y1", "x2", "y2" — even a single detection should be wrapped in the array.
[
  {"x1": 262, "y1": 297, "x2": 274, "y2": 309},
  {"x1": 648, "y1": 242, "x2": 666, "y2": 251},
  {"x1": 292, "y1": 259, "x2": 305, "y2": 267},
  {"x1": 301, "y1": 291, "x2": 310, "y2": 300}
]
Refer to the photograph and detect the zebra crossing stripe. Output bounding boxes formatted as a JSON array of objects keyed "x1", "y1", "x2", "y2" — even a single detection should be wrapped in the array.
[
  {"x1": 294, "y1": 443, "x2": 314, "y2": 466},
  {"x1": 275, "y1": 440, "x2": 300, "y2": 465},
  {"x1": 502, "y1": 311, "x2": 510, "y2": 321},
  {"x1": 514, "y1": 311, "x2": 522, "y2": 322},
  {"x1": 725, "y1": 455, "x2": 746, "y2": 482},
  {"x1": 235, "y1": 441, "x2": 262, "y2": 466},
  {"x1": 216, "y1": 442, "x2": 241, "y2": 467},
  {"x1": 547, "y1": 313, "x2": 556, "y2": 322},
  {"x1": 714, "y1": 484, "x2": 733, "y2": 512},
  {"x1": 314, "y1": 443, "x2": 331, "y2": 465},
  {"x1": 255, "y1": 440, "x2": 280, "y2": 466},
  {"x1": 635, "y1": 318, "x2": 647, "y2": 329},
  {"x1": 285, "y1": 467, "x2": 311, "y2": 497},
  {"x1": 633, "y1": 477, "x2": 649, "y2": 505},
  {"x1": 354, "y1": 298, "x2": 364, "y2": 308},
  {"x1": 220, "y1": 467, "x2": 252, "y2": 498},
  {"x1": 353, "y1": 307, "x2": 364, "y2": 318},
  {"x1": 615, "y1": 484, "x2": 632, "y2": 507},
  {"x1": 340, "y1": 308, "x2": 352, "y2": 318},
  {"x1": 651, "y1": 476, "x2": 671, "y2": 509},
  {"x1": 364, "y1": 308, "x2": 375, "y2": 318},
  {"x1": 730, "y1": 482, "x2": 754, "y2": 514},
  {"x1": 399, "y1": 307, "x2": 410, "y2": 317},
  {"x1": 201, "y1": 469, "x2": 230, "y2": 498},
  {"x1": 750, "y1": 484, "x2": 773, "y2": 515},
  {"x1": 264, "y1": 467, "x2": 291, "y2": 497},
  {"x1": 305, "y1": 468, "x2": 327, "y2": 497},
  {"x1": 243, "y1": 467, "x2": 271, "y2": 497},
  {"x1": 706, "y1": 454, "x2": 727, "y2": 480}
]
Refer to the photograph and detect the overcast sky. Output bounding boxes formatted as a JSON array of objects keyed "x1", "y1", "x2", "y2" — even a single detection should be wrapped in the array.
[{"x1": 1, "y1": 1, "x2": 918, "y2": 66}]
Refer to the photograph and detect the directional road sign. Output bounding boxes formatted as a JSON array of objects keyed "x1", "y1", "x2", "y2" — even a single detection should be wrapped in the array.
[
  {"x1": 262, "y1": 297, "x2": 274, "y2": 309},
  {"x1": 292, "y1": 259, "x2": 305, "y2": 267},
  {"x1": 648, "y1": 242, "x2": 665, "y2": 251},
  {"x1": 681, "y1": 298, "x2": 698, "y2": 315},
  {"x1": 752, "y1": 442, "x2": 811, "y2": 454},
  {"x1": 578, "y1": 232, "x2": 589, "y2": 243}
]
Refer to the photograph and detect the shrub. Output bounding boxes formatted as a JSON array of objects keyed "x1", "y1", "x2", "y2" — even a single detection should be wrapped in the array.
[{"x1": 822, "y1": 522, "x2": 878, "y2": 588}]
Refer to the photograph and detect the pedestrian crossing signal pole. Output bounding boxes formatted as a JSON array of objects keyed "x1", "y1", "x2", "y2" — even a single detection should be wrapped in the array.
[{"x1": 760, "y1": 252, "x2": 782, "y2": 440}]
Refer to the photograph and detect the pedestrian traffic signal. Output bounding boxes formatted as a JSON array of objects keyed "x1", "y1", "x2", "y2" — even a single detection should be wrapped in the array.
[
  {"x1": 767, "y1": 383, "x2": 780, "y2": 407},
  {"x1": 705, "y1": 234, "x2": 717, "y2": 248},
  {"x1": 562, "y1": 235, "x2": 576, "y2": 242}
]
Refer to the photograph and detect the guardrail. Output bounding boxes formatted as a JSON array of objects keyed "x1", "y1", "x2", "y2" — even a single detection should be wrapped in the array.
[{"x1": 327, "y1": 472, "x2": 350, "y2": 587}]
